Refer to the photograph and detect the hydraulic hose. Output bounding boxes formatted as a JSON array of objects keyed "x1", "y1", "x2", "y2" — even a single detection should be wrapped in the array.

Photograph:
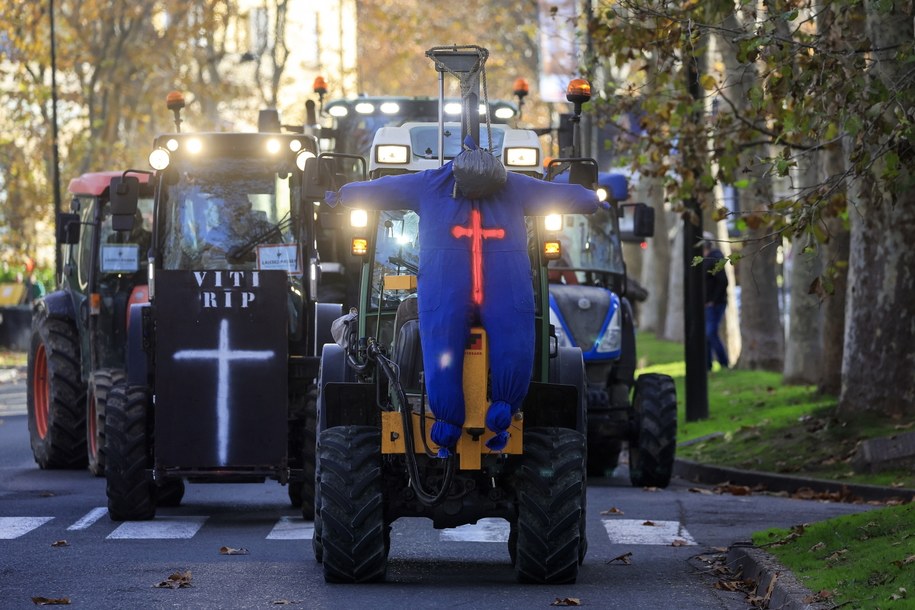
[{"x1": 366, "y1": 339, "x2": 456, "y2": 507}]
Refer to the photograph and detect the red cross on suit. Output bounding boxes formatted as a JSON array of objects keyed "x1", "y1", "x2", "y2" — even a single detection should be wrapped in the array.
[{"x1": 450, "y1": 205, "x2": 505, "y2": 305}]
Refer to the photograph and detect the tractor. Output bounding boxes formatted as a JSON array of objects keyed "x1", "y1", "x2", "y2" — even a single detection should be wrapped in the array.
[
  {"x1": 544, "y1": 82, "x2": 678, "y2": 485},
  {"x1": 27, "y1": 172, "x2": 154, "y2": 476},
  {"x1": 97, "y1": 92, "x2": 337, "y2": 520},
  {"x1": 305, "y1": 46, "x2": 596, "y2": 584}
]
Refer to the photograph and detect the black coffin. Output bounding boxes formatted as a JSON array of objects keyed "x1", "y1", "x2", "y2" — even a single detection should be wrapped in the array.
[{"x1": 153, "y1": 270, "x2": 288, "y2": 469}]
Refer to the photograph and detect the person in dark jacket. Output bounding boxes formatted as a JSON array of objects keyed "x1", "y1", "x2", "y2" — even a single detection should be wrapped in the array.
[{"x1": 703, "y1": 231, "x2": 729, "y2": 370}]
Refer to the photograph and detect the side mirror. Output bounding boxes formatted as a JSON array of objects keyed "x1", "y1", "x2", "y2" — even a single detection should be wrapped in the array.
[
  {"x1": 568, "y1": 160, "x2": 598, "y2": 189},
  {"x1": 57, "y1": 212, "x2": 80, "y2": 245},
  {"x1": 631, "y1": 203, "x2": 655, "y2": 238},
  {"x1": 110, "y1": 175, "x2": 140, "y2": 232},
  {"x1": 302, "y1": 156, "x2": 331, "y2": 202}
]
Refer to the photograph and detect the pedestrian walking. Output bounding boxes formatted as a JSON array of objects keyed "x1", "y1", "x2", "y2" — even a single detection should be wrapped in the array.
[{"x1": 703, "y1": 231, "x2": 728, "y2": 370}]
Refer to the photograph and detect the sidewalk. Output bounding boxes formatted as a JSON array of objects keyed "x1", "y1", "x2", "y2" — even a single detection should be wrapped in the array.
[{"x1": 0, "y1": 366, "x2": 27, "y2": 416}]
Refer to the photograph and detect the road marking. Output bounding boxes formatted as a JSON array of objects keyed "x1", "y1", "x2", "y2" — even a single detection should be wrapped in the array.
[
  {"x1": 0, "y1": 517, "x2": 54, "y2": 539},
  {"x1": 68, "y1": 507, "x2": 108, "y2": 531},
  {"x1": 106, "y1": 516, "x2": 208, "y2": 539},
  {"x1": 266, "y1": 516, "x2": 314, "y2": 540},
  {"x1": 440, "y1": 518, "x2": 510, "y2": 542},
  {"x1": 601, "y1": 518, "x2": 697, "y2": 545}
]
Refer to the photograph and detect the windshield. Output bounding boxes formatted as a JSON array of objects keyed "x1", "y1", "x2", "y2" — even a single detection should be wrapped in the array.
[
  {"x1": 409, "y1": 125, "x2": 505, "y2": 160},
  {"x1": 159, "y1": 158, "x2": 298, "y2": 271},
  {"x1": 371, "y1": 209, "x2": 420, "y2": 309},
  {"x1": 553, "y1": 208, "x2": 625, "y2": 276}
]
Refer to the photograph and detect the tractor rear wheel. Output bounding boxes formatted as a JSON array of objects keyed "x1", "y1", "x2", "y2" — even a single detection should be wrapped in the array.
[
  {"x1": 105, "y1": 384, "x2": 155, "y2": 521},
  {"x1": 318, "y1": 426, "x2": 387, "y2": 583},
  {"x1": 27, "y1": 309, "x2": 86, "y2": 469},
  {"x1": 87, "y1": 369, "x2": 125, "y2": 477},
  {"x1": 513, "y1": 427, "x2": 586, "y2": 584},
  {"x1": 628, "y1": 373, "x2": 677, "y2": 488}
]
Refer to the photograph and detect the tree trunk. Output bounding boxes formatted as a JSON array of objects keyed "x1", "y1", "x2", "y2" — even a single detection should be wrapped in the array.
[
  {"x1": 838, "y1": 4, "x2": 915, "y2": 419},
  {"x1": 662, "y1": 225, "x2": 684, "y2": 342},
  {"x1": 636, "y1": 174, "x2": 670, "y2": 335},
  {"x1": 783, "y1": 151, "x2": 823, "y2": 384},
  {"x1": 817, "y1": 142, "x2": 849, "y2": 396}
]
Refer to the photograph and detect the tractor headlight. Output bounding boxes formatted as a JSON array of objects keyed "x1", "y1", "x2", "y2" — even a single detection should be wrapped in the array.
[
  {"x1": 289, "y1": 139, "x2": 303, "y2": 152},
  {"x1": 375, "y1": 145, "x2": 409, "y2": 164},
  {"x1": 350, "y1": 209, "x2": 368, "y2": 228},
  {"x1": 185, "y1": 137, "x2": 203, "y2": 154},
  {"x1": 544, "y1": 214, "x2": 563, "y2": 232},
  {"x1": 595, "y1": 299, "x2": 622, "y2": 355},
  {"x1": 295, "y1": 150, "x2": 316, "y2": 171},
  {"x1": 444, "y1": 102, "x2": 461, "y2": 115},
  {"x1": 148, "y1": 148, "x2": 170, "y2": 170},
  {"x1": 266, "y1": 138, "x2": 282, "y2": 154},
  {"x1": 328, "y1": 105, "x2": 348, "y2": 117},
  {"x1": 505, "y1": 147, "x2": 539, "y2": 167},
  {"x1": 494, "y1": 106, "x2": 515, "y2": 120},
  {"x1": 596, "y1": 186, "x2": 608, "y2": 202},
  {"x1": 165, "y1": 138, "x2": 179, "y2": 151}
]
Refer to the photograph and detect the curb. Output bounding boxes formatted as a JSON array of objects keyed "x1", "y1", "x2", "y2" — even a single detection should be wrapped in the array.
[
  {"x1": 727, "y1": 542, "x2": 831, "y2": 610},
  {"x1": 674, "y1": 458, "x2": 915, "y2": 504}
]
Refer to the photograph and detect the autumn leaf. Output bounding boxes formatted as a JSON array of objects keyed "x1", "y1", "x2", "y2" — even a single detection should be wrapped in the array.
[
  {"x1": 154, "y1": 570, "x2": 193, "y2": 589},
  {"x1": 271, "y1": 601, "x2": 300, "y2": 606},
  {"x1": 50, "y1": 540, "x2": 69, "y2": 547},
  {"x1": 219, "y1": 546, "x2": 249, "y2": 555},
  {"x1": 31, "y1": 598, "x2": 70, "y2": 606},
  {"x1": 550, "y1": 598, "x2": 581, "y2": 606},
  {"x1": 600, "y1": 507, "x2": 624, "y2": 515},
  {"x1": 607, "y1": 552, "x2": 632, "y2": 565},
  {"x1": 892, "y1": 555, "x2": 915, "y2": 568},
  {"x1": 808, "y1": 542, "x2": 825, "y2": 552},
  {"x1": 688, "y1": 487, "x2": 714, "y2": 495},
  {"x1": 671, "y1": 539, "x2": 689, "y2": 547},
  {"x1": 641, "y1": 486, "x2": 660, "y2": 492},
  {"x1": 700, "y1": 74, "x2": 717, "y2": 91},
  {"x1": 642, "y1": 520, "x2": 656, "y2": 526}
]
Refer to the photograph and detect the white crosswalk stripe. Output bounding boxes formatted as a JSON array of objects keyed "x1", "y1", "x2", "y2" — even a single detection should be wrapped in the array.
[
  {"x1": 439, "y1": 518, "x2": 510, "y2": 542},
  {"x1": 106, "y1": 516, "x2": 209, "y2": 539},
  {"x1": 0, "y1": 517, "x2": 54, "y2": 539},
  {"x1": 601, "y1": 518, "x2": 697, "y2": 545},
  {"x1": 266, "y1": 516, "x2": 314, "y2": 540},
  {"x1": 2, "y1": 511, "x2": 698, "y2": 546},
  {"x1": 67, "y1": 507, "x2": 108, "y2": 531}
]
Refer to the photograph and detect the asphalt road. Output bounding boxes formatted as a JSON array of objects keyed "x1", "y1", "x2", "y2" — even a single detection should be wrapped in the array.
[{"x1": 0, "y1": 411, "x2": 876, "y2": 610}]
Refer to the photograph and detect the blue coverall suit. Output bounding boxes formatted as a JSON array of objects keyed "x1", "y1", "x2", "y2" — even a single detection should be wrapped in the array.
[{"x1": 332, "y1": 163, "x2": 599, "y2": 454}]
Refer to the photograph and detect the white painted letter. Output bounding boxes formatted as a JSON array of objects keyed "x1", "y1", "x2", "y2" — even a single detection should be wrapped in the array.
[
  {"x1": 224, "y1": 291, "x2": 232, "y2": 308},
  {"x1": 202, "y1": 292, "x2": 217, "y2": 308},
  {"x1": 241, "y1": 292, "x2": 256, "y2": 308},
  {"x1": 194, "y1": 271, "x2": 207, "y2": 287},
  {"x1": 214, "y1": 271, "x2": 223, "y2": 288},
  {"x1": 251, "y1": 272, "x2": 260, "y2": 288},
  {"x1": 229, "y1": 271, "x2": 244, "y2": 287}
]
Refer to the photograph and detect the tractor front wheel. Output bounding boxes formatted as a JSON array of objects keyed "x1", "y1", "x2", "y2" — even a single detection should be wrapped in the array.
[
  {"x1": 27, "y1": 309, "x2": 86, "y2": 469},
  {"x1": 156, "y1": 478, "x2": 185, "y2": 507},
  {"x1": 105, "y1": 384, "x2": 155, "y2": 521},
  {"x1": 87, "y1": 369, "x2": 125, "y2": 477},
  {"x1": 628, "y1": 373, "x2": 677, "y2": 488},
  {"x1": 318, "y1": 426, "x2": 387, "y2": 583},
  {"x1": 288, "y1": 385, "x2": 318, "y2": 519},
  {"x1": 513, "y1": 427, "x2": 586, "y2": 584}
]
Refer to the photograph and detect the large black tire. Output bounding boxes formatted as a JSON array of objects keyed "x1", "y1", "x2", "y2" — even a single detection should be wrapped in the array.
[
  {"x1": 629, "y1": 373, "x2": 678, "y2": 488},
  {"x1": 26, "y1": 309, "x2": 87, "y2": 469},
  {"x1": 318, "y1": 426, "x2": 387, "y2": 583},
  {"x1": 105, "y1": 384, "x2": 155, "y2": 521},
  {"x1": 513, "y1": 427, "x2": 586, "y2": 584},
  {"x1": 288, "y1": 385, "x2": 318, "y2": 519},
  {"x1": 87, "y1": 369, "x2": 126, "y2": 477},
  {"x1": 312, "y1": 457, "x2": 324, "y2": 563}
]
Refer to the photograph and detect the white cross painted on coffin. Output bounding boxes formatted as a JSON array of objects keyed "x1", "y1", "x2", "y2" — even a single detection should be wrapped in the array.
[{"x1": 173, "y1": 318, "x2": 274, "y2": 466}]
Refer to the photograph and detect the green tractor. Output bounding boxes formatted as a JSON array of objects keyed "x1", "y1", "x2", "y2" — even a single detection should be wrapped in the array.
[{"x1": 306, "y1": 47, "x2": 598, "y2": 584}]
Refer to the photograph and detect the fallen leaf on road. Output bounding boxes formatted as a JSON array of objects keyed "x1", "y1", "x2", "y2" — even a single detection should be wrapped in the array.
[
  {"x1": 219, "y1": 546, "x2": 249, "y2": 555},
  {"x1": 714, "y1": 484, "x2": 752, "y2": 496},
  {"x1": 550, "y1": 598, "x2": 581, "y2": 606},
  {"x1": 154, "y1": 570, "x2": 193, "y2": 589},
  {"x1": 39, "y1": 492, "x2": 56, "y2": 498},
  {"x1": 714, "y1": 579, "x2": 754, "y2": 593},
  {"x1": 607, "y1": 552, "x2": 632, "y2": 565},
  {"x1": 50, "y1": 540, "x2": 69, "y2": 547},
  {"x1": 271, "y1": 600, "x2": 300, "y2": 605},
  {"x1": 641, "y1": 520, "x2": 656, "y2": 526},
  {"x1": 671, "y1": 539, "x2": 689, "y2": 547},
  {"x1": 600, "y1": 507, "x2": 624, "y2": 515},
  {"x1": 31, "y1": 598, "x2": 70, "y2": 606},
  {"x1": 688, "y1": 487, "x2": 714, "y2": 495},
  {"x1": 641, "y1": 486, "x2": 660, "y2": 492}
]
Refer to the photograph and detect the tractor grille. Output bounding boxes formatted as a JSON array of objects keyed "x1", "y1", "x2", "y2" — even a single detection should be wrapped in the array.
[{"x1": 549, "y1": 284, "x2": 612, "y2": 350}]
